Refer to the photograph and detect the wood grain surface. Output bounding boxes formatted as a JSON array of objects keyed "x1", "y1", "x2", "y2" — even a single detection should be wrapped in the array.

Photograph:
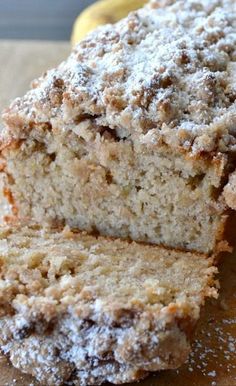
[{"x1": 0, "y1": 40, "x2": 236, "y2": 386}]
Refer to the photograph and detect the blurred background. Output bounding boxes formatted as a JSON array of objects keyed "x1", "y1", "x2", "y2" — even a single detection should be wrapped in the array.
[
  {"x1": 1, "y1": 0, "x2": 146, "y2": 113},
  {"x1": 0, "y1": 0, "x2": 94, "y2": 40},
  {"x1": 0, "y1": 1, "x2": 99, "y2": 112}
]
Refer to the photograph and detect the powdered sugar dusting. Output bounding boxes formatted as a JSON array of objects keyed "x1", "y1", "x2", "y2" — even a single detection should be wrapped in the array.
[{"x1": 2, "y1": 0, "x2": 236, "y2": 154}]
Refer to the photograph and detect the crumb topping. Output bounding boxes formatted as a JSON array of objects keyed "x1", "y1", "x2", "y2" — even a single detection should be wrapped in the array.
[{"x1": 1, "y1": 0, "x2": 236, "y2": 155}]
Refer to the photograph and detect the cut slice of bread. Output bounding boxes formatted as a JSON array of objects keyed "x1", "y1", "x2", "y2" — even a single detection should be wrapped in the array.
[
  {"x1": 1, "y1": 0, "x2": 236, "y2": 253},
  {"x1": 0, "y1": 224, "x2": 217, "y2": 385}
]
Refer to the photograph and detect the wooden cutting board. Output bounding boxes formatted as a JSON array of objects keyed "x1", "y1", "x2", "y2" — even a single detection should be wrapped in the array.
[{"x1": 0, "y1": 40, "x2": 236, "y2": 386}]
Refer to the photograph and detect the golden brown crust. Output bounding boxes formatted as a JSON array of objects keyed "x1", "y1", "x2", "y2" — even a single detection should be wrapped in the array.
[
  {"x1": 223, "y1": 171, "x2": 236, "y2": 210},
  {"x1": 2, "y1": 187, "x2": 18, "y2": 215}
]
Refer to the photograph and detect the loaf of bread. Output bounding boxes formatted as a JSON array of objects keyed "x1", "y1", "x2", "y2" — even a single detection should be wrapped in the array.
[
  {"x1": 1, "y1": 0, "x2": 236, "y2": 253},
  {"x1": 0, "y1": 223, "x2": 217, "y2": 385}
]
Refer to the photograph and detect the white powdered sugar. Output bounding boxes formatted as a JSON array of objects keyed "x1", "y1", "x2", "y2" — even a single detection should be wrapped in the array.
[{"x1": 2, "y1": 0, "x2": 236, "y2": 154}]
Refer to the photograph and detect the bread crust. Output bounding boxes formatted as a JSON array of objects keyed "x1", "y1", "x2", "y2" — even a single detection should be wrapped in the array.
[{"x1": 223, "y1": 171, "x2": 236, "y2": 210}]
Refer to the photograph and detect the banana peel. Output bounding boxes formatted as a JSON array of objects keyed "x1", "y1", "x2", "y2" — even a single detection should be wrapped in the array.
[{"x1": 71, "y1": 0, "x2": 148, "y2": 45}]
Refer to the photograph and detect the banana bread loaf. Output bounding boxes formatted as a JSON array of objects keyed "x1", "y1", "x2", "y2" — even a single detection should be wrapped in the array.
[
  {"x1": 0, "y1": 223, "x2": 217, "y2": 385},
  {"x1": 1, "y1": 0, "x2": 236, "y2": 253}
]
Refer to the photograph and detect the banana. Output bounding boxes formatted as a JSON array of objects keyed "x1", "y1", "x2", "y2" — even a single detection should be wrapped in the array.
[{"x1": 71, "y1": 0, "x2": 148, "y2": 45}]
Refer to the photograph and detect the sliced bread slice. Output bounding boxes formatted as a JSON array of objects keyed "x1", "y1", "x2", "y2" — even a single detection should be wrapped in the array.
[{"x1": 0, "y1": 224, "x2": 217, "y2": 385}]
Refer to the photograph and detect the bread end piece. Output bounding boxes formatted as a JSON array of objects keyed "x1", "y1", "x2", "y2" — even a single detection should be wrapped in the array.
[{"x1": 0, "y1": 224, "x2": 217, "y2": 385}]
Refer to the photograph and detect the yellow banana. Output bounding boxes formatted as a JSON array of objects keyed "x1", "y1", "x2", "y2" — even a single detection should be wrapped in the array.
[{"x1": 71, "y1": 0, "x2": 148, "y2": 45}]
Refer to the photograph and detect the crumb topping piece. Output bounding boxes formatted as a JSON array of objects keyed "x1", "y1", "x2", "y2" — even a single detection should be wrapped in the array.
[{"x1": 2, "y1": 0, "x2": 236, "y2": 154}]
